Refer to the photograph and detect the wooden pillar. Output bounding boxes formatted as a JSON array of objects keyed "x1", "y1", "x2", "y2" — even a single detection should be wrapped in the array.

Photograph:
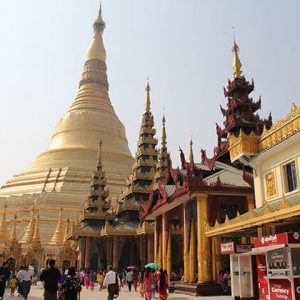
[
  {"x1": 189, "y1": 219, "x2": 196, "y2": 282},
  {"x1": 140, "y1": 236, "x2": 146, "y2": 266},
  {"x1": 85, "y1": 237, "x2": 91, "y2": 269},
  {"x1": 247, "y1": 194, "x2": 255, "y2": 211},
  {"x1": 78, "y1": 237, "x2": 85, "y2": 269},
  {"x1": 196, "y1": 193, "x2": 212, "y2": 282},
  {"x1": 147, "y1": 234, "x2": 154, "y2": 263},
  {"x1": 166, "y1": 226, "x2": 172, "y2": 276},
  {"x1": 212, "y1": 236, "x2": 222, "y2": 280},
  {"x1": 183, "y1": 203, "x2": 190, "y2": 281},
  {"x1": 162, "y1": 213, "x2": 167, "y2": 270},
  {"x1": 157, "y1": 233, "x2": 162, "y2": 268},
  {"x1": 112, "y1": 236, "x2": 120, "y2": 269}
]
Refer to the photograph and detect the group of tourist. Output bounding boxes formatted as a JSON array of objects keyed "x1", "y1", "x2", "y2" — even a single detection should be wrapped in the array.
[{"x1": 0, "y1": 260, "x2": 171, "y2": 300}]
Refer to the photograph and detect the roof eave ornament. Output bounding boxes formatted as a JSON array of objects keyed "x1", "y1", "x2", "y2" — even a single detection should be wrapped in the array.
[
  {"x1": 145, "y1": 79, "x2": 151, "y2": 113},
  {"x1": 232, "y1": 28, "x2": 242, "y2": 78}
]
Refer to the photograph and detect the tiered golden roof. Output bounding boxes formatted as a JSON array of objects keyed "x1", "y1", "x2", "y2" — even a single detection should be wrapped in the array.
[
  {"x1": 0, "y1": 203, "x2": 10, "y2": 246},
  {"x1": 83, "y1": 141, "x2": 112, "y2": 220},
  {"x1": 122, "y1": 82, "x2": 158, "y2": 199}
]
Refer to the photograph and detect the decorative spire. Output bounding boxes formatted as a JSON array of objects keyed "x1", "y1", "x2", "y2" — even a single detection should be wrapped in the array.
[
  {"x1": 31, "y1": 214, "x2": 41, "y2": 248},
  {"x1": 232, "y1": 38, "x2": 242, "y2": 78},
  {"x1": 162, "y1": 115, "x2": 167, "y2": 148},
  {"x1": 145, "y1": 80, "x2": 151, "y2": 113},
  {"x1": 10, "y1": 215, "x2": 18, "y2": 244},
  {"x1": 49, "y1": 208, "x2": 64, "y2": 246},
  {"x1": 20, "y1": 206, "x2": 35, "y2": 244},
  {"x1": 62, "y1": 218, "x2": 72, "y2": 249},
  {"x1": 0, "y1": 202, "x2": 10, "y2": 245},
  {"x1": 85, "y1": 3, "x2": 106, "y2": 63},
  {"x1": 189, "y1": 139, "x2": 194, "y2": 163}
]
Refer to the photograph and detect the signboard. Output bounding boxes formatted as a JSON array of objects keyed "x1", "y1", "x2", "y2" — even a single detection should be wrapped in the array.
[
  {"x1": 221, "y1": 242, "x2": 235, "y2": 255},
  {"x1": 254, "y1": 233, "x2": 288, "y2": 248},
  {"x1": 256, "y1": 255, "x2": 269, "y2": 300},
  {"x1": 269, "y1": 279, "x2": 292, "y2": 300},
  {"x1": 254, "y1": 232, "x2": 300, "y2": 248},
  {"x1": 294, "y1": 278, "x2": 300, "y2": 300},
  {"x1": 267, "y1": 247, "x2": 289, "y2": 270}
]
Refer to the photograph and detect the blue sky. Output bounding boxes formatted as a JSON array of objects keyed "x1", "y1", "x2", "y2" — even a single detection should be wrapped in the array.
[{"x1": 0, "y1": 0, "x2": 299, "y2": 184}]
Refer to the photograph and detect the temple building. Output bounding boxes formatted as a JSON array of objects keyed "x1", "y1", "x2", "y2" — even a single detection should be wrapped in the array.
[{"x1": 0, "y1": 5, "x2": 133, "y2": 243}]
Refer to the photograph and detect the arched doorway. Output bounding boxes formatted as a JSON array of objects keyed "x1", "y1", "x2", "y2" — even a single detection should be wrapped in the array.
[{"x1": 119, "y1": 237, "x2": 139, "y2": 269}]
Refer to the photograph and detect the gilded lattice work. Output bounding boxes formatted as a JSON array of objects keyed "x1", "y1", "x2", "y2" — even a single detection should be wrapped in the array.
[{"x1": 265, "y1": 171, "x2": 277, "y2": 198}]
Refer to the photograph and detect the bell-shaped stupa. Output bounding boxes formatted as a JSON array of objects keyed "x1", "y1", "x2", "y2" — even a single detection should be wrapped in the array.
[{"x1": 0, "y1": 5, "x2": 133, "y2": 242}]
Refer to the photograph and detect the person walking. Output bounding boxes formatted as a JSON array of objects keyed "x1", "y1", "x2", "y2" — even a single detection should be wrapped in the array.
[
  {"x1": 89, "y1": 271, "x2": 96, "y2": 291},
  {"x1": 97, "y1": 270, "x2": 104, "y2": 290},
  {"x1": 0, "y1": 262, "x2": 10, "y2": 299},
  {"x1": 126, "y1": 270, "x2": 133, "y2": 292},
  {"x1": 143, "y1": 267, "x2": 153, "y2": 300},
  {"x1": 9, "y1": 275, "x2": 17, "y2": 296},
  {"x1": 103, "y1": 266, "x2": 121, "y2": 300},
  {"x1": 62, "y1": 267, "x2": 82, "y2": 300},
  {"x1": 21, "y1": 266, "x2": 32, "y2": 300},
  {"x1": 157, "y1": 269, "x2": 168, "y2": 300},
  {"x1": 40, "y1": 259, "x2": 61, "y2": 300}
]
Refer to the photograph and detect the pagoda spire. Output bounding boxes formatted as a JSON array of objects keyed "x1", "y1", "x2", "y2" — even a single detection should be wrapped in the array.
[
  {"x1": 20, "y1": 206, "x2": 36, "y2": 244},
  {"x1": 154, "y1": 115, "x2": 168, "y2": 184},
  {"x1": 62, "y1": 218, "x2": 72, "y2": 249},
  {"x1": 121, "y1": 82, "x2": 158, "y2": 206},
  {"x1": 232, "y1": 38, "x2": 242, "y2": 78},
  {"x1": 49, "y1": 208, "x2": 64, "y2": 246},
  {"x1": 83, "y1": 140, "x2": 111, "y2": 221},
  {"x1": 189, "y1": 139, "x2": 194, "y2": 164},
  {"x1": 0, "y1": 202, "x2": 10, "y2": 245},
  {"x1": 10, "y1": 215, "x2": 18, "y2": 244}
]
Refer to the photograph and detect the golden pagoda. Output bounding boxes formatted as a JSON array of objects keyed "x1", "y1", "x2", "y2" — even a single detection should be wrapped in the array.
[{"x1": 0, "y1": 5, "x2": 133, "y2": 242}]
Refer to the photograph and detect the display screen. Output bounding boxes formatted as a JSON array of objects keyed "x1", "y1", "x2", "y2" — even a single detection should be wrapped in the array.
[{"x1": 267, "y1": 248, "x2": 289, "y2": 270}]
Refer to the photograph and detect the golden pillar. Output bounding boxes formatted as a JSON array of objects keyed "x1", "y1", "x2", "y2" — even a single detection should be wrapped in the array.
[
  {"x1": 212, "y1": 236, "x2": 222, "y2": 280},
  {"x1": 189, "y1": 219, "x2": 196, "y2": 282},
  {"x1": 183, "y1": 203, "x2": 190, "y2": 282},
  {"x1": 84, "y1": 237, "x2": 91, "y2": 269},
  {"x1": 113, "y1": 236, "x2": 120, "y2": 269},
  {"x1": 166, "y1": 226, "x2": 172, "y2": 276},
  {"x1": 154, "y1": 220, "x2": 158, "y2": 264},
  {"x1": 196, "y1": 193, "x2": 212, "y2": 282},
  {"x1": 157, "y1": 233, "x2": 162, "y2": 268},
  {"x1": 162, "y1": 213, "x2": 167, "y2": 270}
]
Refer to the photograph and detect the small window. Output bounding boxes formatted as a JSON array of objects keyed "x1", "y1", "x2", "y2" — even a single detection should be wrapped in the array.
[{"x1": 284, "y1": 161, "x2": 298, "y2": 192}]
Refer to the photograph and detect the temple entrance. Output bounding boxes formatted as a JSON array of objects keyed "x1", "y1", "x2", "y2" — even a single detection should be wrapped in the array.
[{"x1": 119, "y1": 237, "x2": 139, "y2": 269}]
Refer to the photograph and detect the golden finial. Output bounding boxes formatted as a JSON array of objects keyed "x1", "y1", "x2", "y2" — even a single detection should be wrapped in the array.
[
  {"x1": 162, "y1": 115, "x2": 167, "y2": 147},
  {"x1": 232, "y1": 27, "x2": 242, "y2": 78},
  {"x1": 97, "y1": 140, "x2": 103, "y2": 167},
  {"x1": 145, "y1": 79, "x2": 151, "y2": 113},
  {"x1": 189, "y1": 139, "x2": 194, "y2": 163}
]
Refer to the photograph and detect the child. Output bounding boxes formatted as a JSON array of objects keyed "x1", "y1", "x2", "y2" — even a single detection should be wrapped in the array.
[{"x1": 10, "y1": 275, "x2": 18, "y2": 296}]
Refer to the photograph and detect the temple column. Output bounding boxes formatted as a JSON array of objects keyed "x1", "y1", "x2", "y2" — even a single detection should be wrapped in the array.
[
  {"x1": 147, "y1": 234, "x2": 154, "y2": 263},
  {"x1": 106, "y1": 237, "x2": 112, "y2": 266},
  {"x1": 157, "y1": 233, "x2": 162, "y2": 268},
  {"x1": 212, "y1": 236, "x2": 222, "y2": 280},
  {"x1": 247, "y1": 194, "x2": 255, "y2": 211},
  {"x1": 166, "y1": 226, "x2": 172, "y2": 276},
  {"x1": 183, "y1": 203, "x2": 190, "y2": 282},
  {"x1": 162, "y1": 213, "x2": 167, "y2": 270},
  {"x1": 196, "y1": 193, "x2": 212, "y2": 282},
  {"x1": 189, "y1": 219, "x2": 196, "y2": 282},
  {"x1": 112, "y1": 236, "x2": 120, "y2": 269},
  {"x1": 140, "y1": 236, "x2": 146, "y2": 266},
  {"x1": 129, "y1": 237, "x2": 135, "y2": 266},
  {"x1": 78, "y1": 237, "x2": 85, "y2": 269},
  {"x1": 85, "y1": 237, "x2": 91, "y2": 269},
  {"x1": 154, "y1": 220, "x2": 158, "y2": 264}
]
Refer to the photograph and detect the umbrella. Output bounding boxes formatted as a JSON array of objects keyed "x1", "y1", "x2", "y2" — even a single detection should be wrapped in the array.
[
  {"x1": 127, "y1": 266, "x2": 137, "y2": 270},
  {"x1": 144, "y1": 262, "x2": 160, "y2": 269}
]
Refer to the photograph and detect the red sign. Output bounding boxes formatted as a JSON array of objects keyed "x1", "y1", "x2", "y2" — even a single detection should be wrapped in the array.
[
  {"x1": 220, "y1": 242, "x2": 234, "y2": 255},
  {"x1": 269, "y1": 279, "x2": 292, "y2": 300},
  {"x1": 254, "y1": 233, "x2": 288, "y2": 247},
  {"x1": 256, "y1": 255, "x2": 269, "y2": 300},
  {"x1": 294, "y1": 278, "x2": 300, "y2": 300}
]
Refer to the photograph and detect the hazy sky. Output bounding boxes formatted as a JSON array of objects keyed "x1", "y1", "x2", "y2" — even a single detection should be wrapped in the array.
[{"x1": 0, "y1": 0, "x2": 299, "y2": 185}]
